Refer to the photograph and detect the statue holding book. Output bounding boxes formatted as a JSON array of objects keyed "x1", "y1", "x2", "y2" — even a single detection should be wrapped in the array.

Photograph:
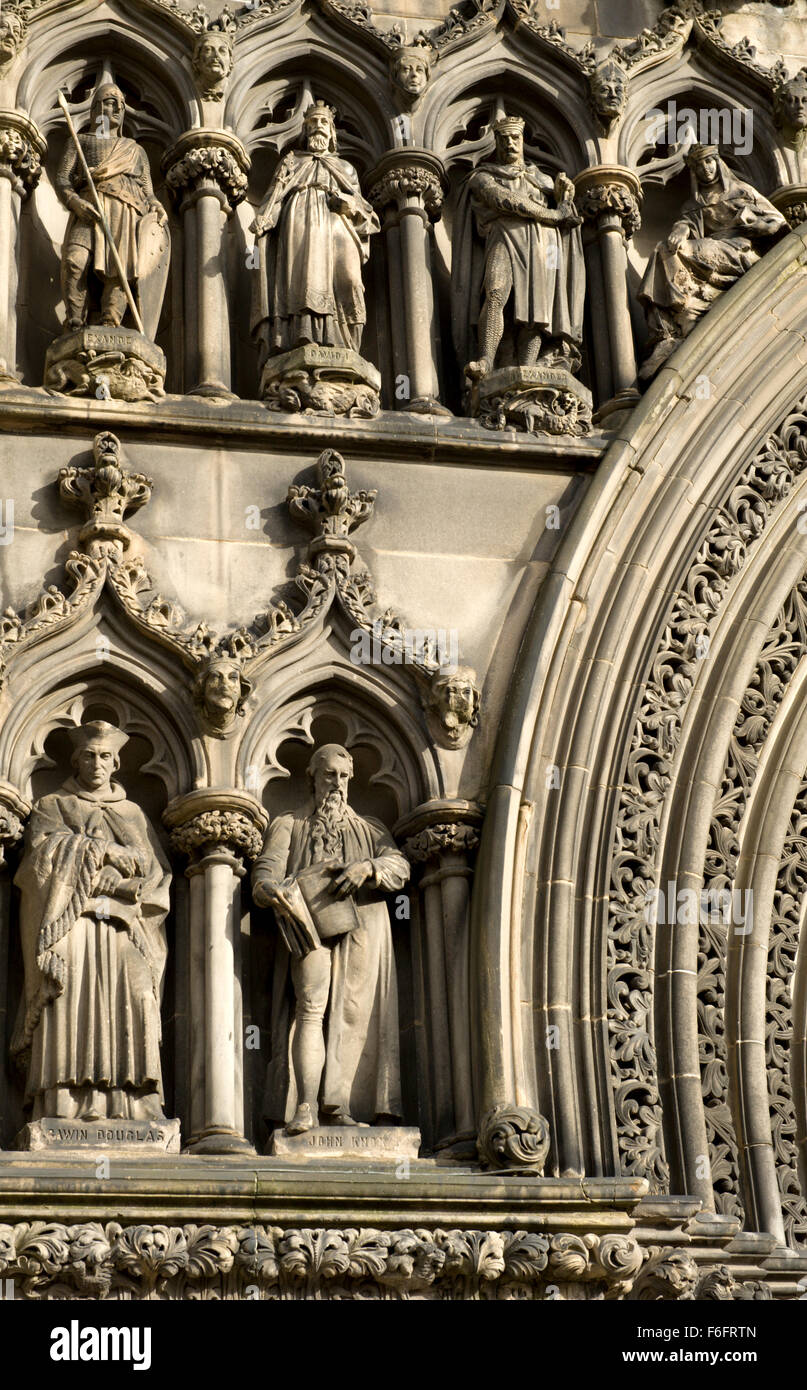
[{"x1": 251, "y1": 743, "x2": 410, "y2": 1136}]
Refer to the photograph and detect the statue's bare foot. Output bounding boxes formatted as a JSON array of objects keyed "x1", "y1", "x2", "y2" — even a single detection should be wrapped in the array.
[
  {"x1": 286, "y1": 1103, "x2": 316, "y2": 1135},
  {"x1": 465, "y1": 358, "x2": 491, "y2": 381}
]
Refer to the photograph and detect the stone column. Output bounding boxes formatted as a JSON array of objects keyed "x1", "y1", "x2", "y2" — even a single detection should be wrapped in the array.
[
  {"x1": 398, "y1": 800, "x2": 482, "y2": 1153},
  {"x1": 368, "y1": 150, "x2": 450, "y2": 416},
  {"x1": 0, "y1": 782, "x2": 28, "y2": 1144},
  {"x1": 0, "y1": 112, "x2": 45, "y2": 385},
  {"x1": 770, "y1": 183, "x2": 807, "y2": 229},
  {"x1": 163, "y1": 131, "x2": 250, "y2": 398},
  {"x1": 164, "y1": 789, "x2": 268, "y2": 1154},
  {"x1": 575, "y1": 166, "x2": 642, "y2": 419}
]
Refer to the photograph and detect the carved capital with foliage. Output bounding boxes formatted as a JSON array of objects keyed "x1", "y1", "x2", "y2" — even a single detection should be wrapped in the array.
[
  {"x1": 0, "y1": 110, "x2": 45, "y2": 198},
  {"x1": 575, "y1": 166, "x2": 642, "y2": 238},
  {"x1": 368, "y1": 149, "x2": 447, "y2": 221},
  {"x1": 164, "y1": 789, "x2": 269, "y2": 865},
  {"x1": 163, "y1": 130, "x2": 250, "y2": 214},
  {"x1": 477, "y1": 1104, "x2": 551, "y2": 1174}
]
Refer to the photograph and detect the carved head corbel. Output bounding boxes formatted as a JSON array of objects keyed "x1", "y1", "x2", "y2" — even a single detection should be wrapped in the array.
[
  {"x1": 426, "y1": 665, "x2": 480, "y2": 750},
  {"x1": 589, "y1": 57, "x2": 628, "y2": 134},
  {"x1": 0, "y1": 6, "x2": 26, "y2": 79},
  {"x1": 191, "y1": 18, "x2": 235, "y2": 102},
  {"x1": 193, "y1": 654, "x2": 252, "y2": 738},
  {"x1": 389, "y1": 42, "x2": 434, "y2": 108},
  {"x1": 773, "y1": 68, "x2": 807, "y2": 149}
]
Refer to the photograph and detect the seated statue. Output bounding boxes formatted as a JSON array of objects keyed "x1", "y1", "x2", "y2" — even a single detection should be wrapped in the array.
[{"x1": 639, "y1": 143, "x2": 787, "y2": 378}]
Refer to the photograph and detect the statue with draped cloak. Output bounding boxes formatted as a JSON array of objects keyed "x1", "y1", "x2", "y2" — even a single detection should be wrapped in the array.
[
  {"x1": 250, "y1": 102, "x2": 379, "y2": 372},
  {"x1": 638, "y1": 144, "x2": 787, "y2": 378},
  {"x1": 11, "y1": 721, "x2": 172, "y2": 1123},
  {"x1": 451, "y1": 114, "x2": 586, "y2": 382},
  {"x1": 252, "y1": 744, "x2": 410, "y2": 1136}
]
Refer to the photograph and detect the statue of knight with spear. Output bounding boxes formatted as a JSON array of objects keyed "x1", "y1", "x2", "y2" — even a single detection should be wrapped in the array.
[{"x1": 54, "y1": 81, "x2": 169, "y2": 341}]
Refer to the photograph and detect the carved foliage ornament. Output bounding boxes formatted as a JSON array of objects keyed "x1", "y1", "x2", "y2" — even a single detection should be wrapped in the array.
[
  {"x1": 0, "y1": 1220, "x2": 655, "y2": 1300},
  {"x1": 608, "y1": 396, "x2": 807, "y2": 1192}
]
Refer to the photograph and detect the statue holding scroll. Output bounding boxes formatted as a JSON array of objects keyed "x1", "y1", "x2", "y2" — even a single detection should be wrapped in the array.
[{"x1": 252, "y1": 744, "x2": 410, "y2": 1136}]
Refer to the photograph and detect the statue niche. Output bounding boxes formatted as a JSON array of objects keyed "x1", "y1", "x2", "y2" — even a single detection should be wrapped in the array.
[
  {"x1": 11, "y1": 721, "x2": 178, "y2": 1149},
  {"x1": 44, "y1": 77, "x2": 170, "y2": 402},
  {"x1": 451, "y1": 113, "x2": 591, "y2": 436},
  {"x1": 251, "y1": 743, "x2": 416, "y2": 1155},
  {"x1": 250, "y1": 100, "x2": 381, "y2": 418},
  {"x1": 638, "y1": 143, "x2": 787, "y2": 379}
]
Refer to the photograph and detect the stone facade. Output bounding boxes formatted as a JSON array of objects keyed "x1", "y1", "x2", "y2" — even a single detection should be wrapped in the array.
[{"x1": 0, "y1": 0, "x2": 807, "y2": 1303}]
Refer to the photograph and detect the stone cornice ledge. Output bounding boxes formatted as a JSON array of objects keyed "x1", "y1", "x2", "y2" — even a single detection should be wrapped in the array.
[
  {"x1": 0, "y1": 392, "x2": 609, "y2": 468},
  {"x1": 0, "y1": 1160, "x2": 646, "y2": 1226}
]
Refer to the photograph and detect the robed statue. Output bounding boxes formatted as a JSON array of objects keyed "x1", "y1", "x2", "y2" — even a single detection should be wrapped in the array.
[
  {"x1": 639, "y1": 143, "x2": 786, "y2": 378},
  {"x1": 250, "y1": 101, "x2": 380, "y2": 371},
  {"x1": 252, "y1": 744, "x2": 410, "y2": 1136},
  {"x1": 452, "y1": 114, "x2": 586, "y2": 381},
  {"x1": 55, "y1": 82, "x2": 169, "y2": 338},
  {"x1": 11, "y1": 722, "x2": 172, "y2": 1123}
]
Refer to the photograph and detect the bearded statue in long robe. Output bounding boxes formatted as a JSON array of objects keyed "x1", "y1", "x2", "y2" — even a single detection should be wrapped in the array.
[
  {"x1": 11, "y1": 722, "x2": 172, "y2": 1123},
  {"x1": 639, "y1": 144, "x2": 787, "y2": 378},
  {"x1": 451, "y1": 114, "x2": 586, "y2": 381},
  {"x1": 55, "y1": 82, "x2": 168, "y2": 334},
  {"x1": 250, "y1": 102, "x2": 379, "y2": 370},
  {"x1": 252, "y1": 743, "x2": 409, "y2": 1136}
]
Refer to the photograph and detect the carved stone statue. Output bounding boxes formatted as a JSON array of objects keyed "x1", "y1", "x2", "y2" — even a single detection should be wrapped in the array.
[
  {"x1": 427, "y1": 665, "x2": 480, "y2": 749},
  {"x1": 11, "y1": 722, "x2": 173, "y2": 1127},
  {"x1": 451, "y1": 114, "x2": 590, "y2": 435},
  {"x1": 191, "y1": 29, "x2": 234, "y2": 101},
  {"x1": 639, "y1": 144, "x2": 787, "y2": 378},
  {"x1": 250, "y1": 101, "x2": 381, "y2": 417},
  {"x1": 773, "y1": 69, "x2": 807, "y2": 148},
  {"x1": 252, "y1": 743, "x2": 410, "y2": 1135},
  {"x1": 390, "y1": 45, "x2": 432, "y2": 105},
  {"x1": 193, "y1": 655, "x2": 251, "y2": 737},
  {"x1": 45, "y1": 79, "x2": 170, "y2": 401}
]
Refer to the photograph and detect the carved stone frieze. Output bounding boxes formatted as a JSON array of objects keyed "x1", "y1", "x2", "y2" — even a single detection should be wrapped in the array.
[
  {"x1": 608, "y1": 394, "x2": 807, "y2": 1192},
  {"x1": 0, "y1": 1220, "x2": 655, "y2": 1300},
  {"x1": 477, "y1": 1105, "x2": 551, "y2": 1174}
]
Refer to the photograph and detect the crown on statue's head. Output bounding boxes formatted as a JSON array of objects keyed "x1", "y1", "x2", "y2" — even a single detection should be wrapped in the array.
[
  {"x1": 493, "y1": 114, "x2": 525, "y2": 135},
  {"x1": 304, "y1": 100, "x2": 337, "y2": 126}
]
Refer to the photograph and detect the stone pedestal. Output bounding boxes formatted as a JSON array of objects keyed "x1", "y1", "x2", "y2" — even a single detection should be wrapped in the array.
[
  {"x1": 18, "y1": 1117, "x2": 181, "y2": 1153},
  {"x1": 259, "y1": 344, "x2": 381, "y2": 418},
  {"x1": 44, "y1": 326, "x2": 166, "y2": 401},
  {"x1": 270, "y1": 1125, "x2": 421, "y2": 1162},
  {"x1": 471, "y1": 366, "x2": 592, "y2": 437}
]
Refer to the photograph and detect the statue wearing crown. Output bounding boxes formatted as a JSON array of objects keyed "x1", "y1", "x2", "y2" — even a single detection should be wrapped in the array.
[
  {"x1": 44, "y1": 77, "x2": 170, "y2": 401},
  {"x1": 451, "y1": 113, "x2": 590, "y2": 436},
  {"x1": 11, "y1": 722, "x2": 176, "y2": 1143},
  {"x1": 250, "y1": 100, "x2": 382, "y2": 417}
]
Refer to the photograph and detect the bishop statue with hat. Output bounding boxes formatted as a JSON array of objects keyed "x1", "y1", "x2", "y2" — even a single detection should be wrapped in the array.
[{"x1": 11, "y1": 721, "x2": 172, "y2": 1123}]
